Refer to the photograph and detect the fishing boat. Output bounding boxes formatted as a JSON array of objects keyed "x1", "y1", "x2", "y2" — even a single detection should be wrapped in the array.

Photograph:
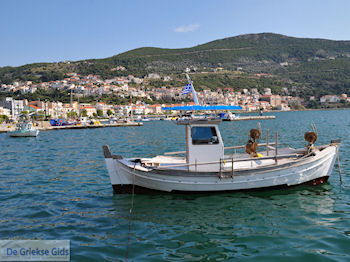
[
  {"x1": 103, "y1": 74, "x2": 340, "y2": 194},
  {"x1": 103, "y1": 118, "x2": 340, "y2": 194},
  {"x1": 8, "y1": 120, "x2": 39, "y2": 137}
]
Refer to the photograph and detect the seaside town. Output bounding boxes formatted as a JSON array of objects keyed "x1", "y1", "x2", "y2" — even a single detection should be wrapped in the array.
[{"x1": 1, "y1": 71, "x2": 349, "y2": 121}]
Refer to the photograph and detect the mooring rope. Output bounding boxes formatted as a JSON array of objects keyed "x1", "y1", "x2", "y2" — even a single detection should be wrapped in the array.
[
  {"x1": 337, "y1": 153, "x2": 343, "y2": 186},
  {"x1": 125, "y1": 168, "x2": 136, "y2": 261}
]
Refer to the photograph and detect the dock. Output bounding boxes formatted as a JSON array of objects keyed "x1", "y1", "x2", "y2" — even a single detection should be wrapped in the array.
[
  {"x1": 0, "y1": 122, "x2": 143, "y2": 133},
  {"x1": 229, "y1": 115, "x2": 276, "y2": 121}
]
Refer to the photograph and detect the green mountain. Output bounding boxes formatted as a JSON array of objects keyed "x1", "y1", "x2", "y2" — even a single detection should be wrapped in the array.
[{"x1": 1, "y1": 33, "x2": 350, "y2": 96}]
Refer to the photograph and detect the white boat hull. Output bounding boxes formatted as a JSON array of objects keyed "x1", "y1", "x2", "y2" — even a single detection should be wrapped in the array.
[
  {"x1": 103, "y1": 144, "x2": 339, "y2": 194},
  {"x1": 9, "y1": 130, "x2": 39, "y2": 137}
]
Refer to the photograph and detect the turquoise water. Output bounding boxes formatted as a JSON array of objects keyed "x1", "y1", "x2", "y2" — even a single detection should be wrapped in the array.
[{"x1": 1, "y1": 110, "x2": 350, "y2": 261}]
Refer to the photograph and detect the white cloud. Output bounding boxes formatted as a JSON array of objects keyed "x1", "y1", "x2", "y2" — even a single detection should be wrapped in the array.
[{"x1": 174, "y1": 23, "x2": 200, "y2": 33}]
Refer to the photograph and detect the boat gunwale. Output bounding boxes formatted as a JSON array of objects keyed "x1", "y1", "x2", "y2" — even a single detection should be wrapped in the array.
[
  {"x1": 113, "y1": 149, "x2": 335, "y2": 191},
  {"x1": 115, "y1": 143, "x2": 339, "y2": 177}
]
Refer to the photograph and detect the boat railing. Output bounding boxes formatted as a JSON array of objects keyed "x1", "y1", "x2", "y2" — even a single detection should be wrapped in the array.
[
  {"x1": 156, "y1": 152, "x2": 304, "y2": 172},
  {"x1": 163, "y1": 142, "x2": 279, "y2": 156},
  {"x1": 158, "y1": 131, "x2": 314, "y2": 177},
  {"x1": 164, "y1": 130, "x2": 294, "y2": 160}
]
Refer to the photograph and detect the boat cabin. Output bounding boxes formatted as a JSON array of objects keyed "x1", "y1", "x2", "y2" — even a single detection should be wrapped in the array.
[
  {"x1": 17, "y1": 121, "x2": 33, "y2": 131},
  {"x1": 178, "y1": 119, "x2": 224, "y2": 172}
]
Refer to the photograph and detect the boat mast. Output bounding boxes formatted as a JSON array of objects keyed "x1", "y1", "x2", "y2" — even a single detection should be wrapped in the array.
[{"x1": 185, "y1": 74, "x2": 200, "y2": 105}]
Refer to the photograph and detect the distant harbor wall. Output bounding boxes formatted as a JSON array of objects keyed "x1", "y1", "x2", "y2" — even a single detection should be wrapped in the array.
[
  {"x1": 229, "y1": 115, "x2": 275, "y2": 121},
  {"x1": 0, "y1": 121, "x2": 143, "y2": 133}
]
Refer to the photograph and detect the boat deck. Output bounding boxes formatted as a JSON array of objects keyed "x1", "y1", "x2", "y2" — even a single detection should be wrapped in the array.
[{"x1": 133, "y1": 147, "x2": 305, "y2": 172}]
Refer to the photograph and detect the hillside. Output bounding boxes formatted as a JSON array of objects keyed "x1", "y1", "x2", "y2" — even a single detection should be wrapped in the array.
[{"x1": 1, "y1": 33, "x2": 350, "y2": 96}]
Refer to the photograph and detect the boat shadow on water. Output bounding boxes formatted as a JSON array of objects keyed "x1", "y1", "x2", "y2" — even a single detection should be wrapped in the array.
[
  {"x1": 110, "y1": 182, "x2": 336, "y2": 223},
  {"x1": 107, "y1": 181, "x2": 337, "y2": 261}
]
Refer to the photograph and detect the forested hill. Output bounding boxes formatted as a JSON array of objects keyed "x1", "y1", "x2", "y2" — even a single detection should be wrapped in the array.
[
  {"x1": 98, "y1": 33, "x2": 350, "y2": 74},
  {"x1": 1, "y1": 33, "x2": 350, "y2": 96}
]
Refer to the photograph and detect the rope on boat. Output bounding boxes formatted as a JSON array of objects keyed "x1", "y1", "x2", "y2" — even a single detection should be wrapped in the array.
[
  {"x1": 125, "y1": 165, "x2": 136, "y2": 261},
  {"x1": 130, "y1": 172, "x2": 136, "y2": 213},
  {"x1": 311, "y1": 122, "x2": 318, "y2": 135}
]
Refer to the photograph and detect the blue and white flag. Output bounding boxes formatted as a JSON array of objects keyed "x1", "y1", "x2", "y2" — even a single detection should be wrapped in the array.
[{"x1": 181, "y1": 83, "x2": 192, "y2": 95}]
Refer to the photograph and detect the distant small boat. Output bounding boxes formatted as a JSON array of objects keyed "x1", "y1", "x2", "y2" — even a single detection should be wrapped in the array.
[
  {"x1": 135, "y1": 117, "x2": 151, "y2": 122},
  {"x1": 50, "y1": 119, "x2": 74, "y2": 126},
  {"x1": 218, "y1": 112, "x2": 240, "y2": 121},
  {"x1": 9, "y1": 121, "x2": 39, "y2": 137}
]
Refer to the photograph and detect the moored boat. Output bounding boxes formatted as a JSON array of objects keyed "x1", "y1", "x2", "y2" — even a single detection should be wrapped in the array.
[
  {"x1": 9, "y1": 120, "x2": 39, "y2": 137},
  {"x1": 219, "y1": 112, "x2": 240, "y2": 121},
  {"x1": 103, "y1": 119, "x2": 340, "y2": 194}
]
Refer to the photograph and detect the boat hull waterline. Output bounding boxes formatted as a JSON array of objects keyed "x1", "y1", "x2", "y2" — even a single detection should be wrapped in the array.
[
  {"x1": 9, "y1": 130, "x2": 39, "y2": 137},
  {"x1": 104, "y1": 144, "x2": 339, "y2": 194}
]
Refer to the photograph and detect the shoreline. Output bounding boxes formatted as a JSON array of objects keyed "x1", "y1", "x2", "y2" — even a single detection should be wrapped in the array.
[
  {"x1": 0, "y1": 122, "x2": 143, "y2": 133},
  {"x1": 1, "y1": 108, "x2": 348, "y2": 133}
]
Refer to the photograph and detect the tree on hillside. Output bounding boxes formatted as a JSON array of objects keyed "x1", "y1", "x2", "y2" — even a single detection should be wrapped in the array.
[
  {"x1": 80, "y1": 109, "x2": 88, "y2": 117},
  {"x1": 0, "y1": 115, "x2": 9, "y2": 123},
  {"x1": 67, "y1": 111, "x2": 78, "y2": 119},
  {"x1": 107, "y1": 109, "x2": 113, "y2": 116}
]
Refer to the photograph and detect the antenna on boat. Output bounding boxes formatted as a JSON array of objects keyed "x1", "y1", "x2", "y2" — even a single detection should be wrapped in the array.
[
  {"x1": 185, "y1": 73, "x2": 200, "y2": 105},
  {"x1": 311, "y1": 122, "x2": 318, "y2": 135},
  {"x1": 257, "y1": 122, "x2": 262, "y2": 134}
]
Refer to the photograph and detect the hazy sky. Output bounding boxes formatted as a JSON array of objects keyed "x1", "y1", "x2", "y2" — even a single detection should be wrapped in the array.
[{"x1": 1, "y1": 0, "x2": 350, "y2": 67}]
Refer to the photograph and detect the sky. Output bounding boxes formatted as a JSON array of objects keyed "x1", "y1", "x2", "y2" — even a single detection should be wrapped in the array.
[{"x1": 1, "y1": 0, "x2": 350, "y2": 67}]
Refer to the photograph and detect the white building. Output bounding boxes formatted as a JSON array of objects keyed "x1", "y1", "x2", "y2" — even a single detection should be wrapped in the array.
[
  {"x1": 146, "y1": 73, "x2": 161, "y2": 80},
  {"x1": 263, "y1": 88, "x2": 272, "y2": 95},
  {"x1": 320, "y1": 95, "x2": 340, "y2": 103},
  {"x1": 0, "y1": 106, "x2": 11, "y2": 117},
  {"x1": 0, "y1": 97, "x2": 25, "y2": 119}
]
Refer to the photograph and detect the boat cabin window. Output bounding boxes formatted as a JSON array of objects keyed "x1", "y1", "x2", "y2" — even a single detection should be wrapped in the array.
[{"x1": 191, "y1": 127, "x2": 219, "y2": 145}]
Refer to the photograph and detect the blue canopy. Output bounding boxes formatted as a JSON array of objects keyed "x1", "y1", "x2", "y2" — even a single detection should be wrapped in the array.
[{"x1": 162, "y1": 105, "x2": 242, "y2": 111}]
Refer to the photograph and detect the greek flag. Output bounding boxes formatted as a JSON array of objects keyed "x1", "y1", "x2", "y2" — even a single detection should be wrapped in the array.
[{"x1": 181, "y1": 83, "x2": 192, "y2": 95}]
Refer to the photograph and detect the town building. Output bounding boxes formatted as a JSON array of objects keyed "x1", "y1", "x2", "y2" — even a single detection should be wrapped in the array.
[{"x1": 0, "y1": 97, "x2": 25, "y2": 119}]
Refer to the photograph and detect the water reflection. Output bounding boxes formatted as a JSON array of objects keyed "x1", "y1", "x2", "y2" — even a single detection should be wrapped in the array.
[{"x1": 109, "y1": 184, "x2": 339, "y2": 261}]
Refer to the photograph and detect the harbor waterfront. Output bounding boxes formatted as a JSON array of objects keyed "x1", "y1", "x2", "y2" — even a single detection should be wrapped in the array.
[
  {"x1": 0, "y1": 116, "x2": 273, "y2": 133},
  {"x1": 0, "y1": 121, "x2": 143, "y2": 133},
  {"x1": 1, "y1": 110, "x2": 350, "y2": 261}
]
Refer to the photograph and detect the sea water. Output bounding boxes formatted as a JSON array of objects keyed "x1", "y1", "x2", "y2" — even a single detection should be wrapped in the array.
[{"x1": 1, "y1": 110, "x2": 350, "y2": 261}]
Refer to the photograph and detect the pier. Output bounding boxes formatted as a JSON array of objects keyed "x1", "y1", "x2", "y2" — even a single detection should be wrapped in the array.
[
  {"x1": 0, "y1": 121, "x2": 143, "y2": 133},
  {"x1": 228, "y1": 115, "x2": 276, "y2": 121}
]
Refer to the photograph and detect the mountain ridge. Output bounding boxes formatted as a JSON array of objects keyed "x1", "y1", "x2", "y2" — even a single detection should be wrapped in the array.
[
  {"x1": 1, "y1": 32, "x2": 350, "y2": 97},
  {"x1": 2, "y1": 32, "x2": 350, "y2": 68}
]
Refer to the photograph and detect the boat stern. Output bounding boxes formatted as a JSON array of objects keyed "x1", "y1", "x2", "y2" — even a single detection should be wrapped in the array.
[{"x1": 102, "y1": 145, "x2": 132, "y2": 192}]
